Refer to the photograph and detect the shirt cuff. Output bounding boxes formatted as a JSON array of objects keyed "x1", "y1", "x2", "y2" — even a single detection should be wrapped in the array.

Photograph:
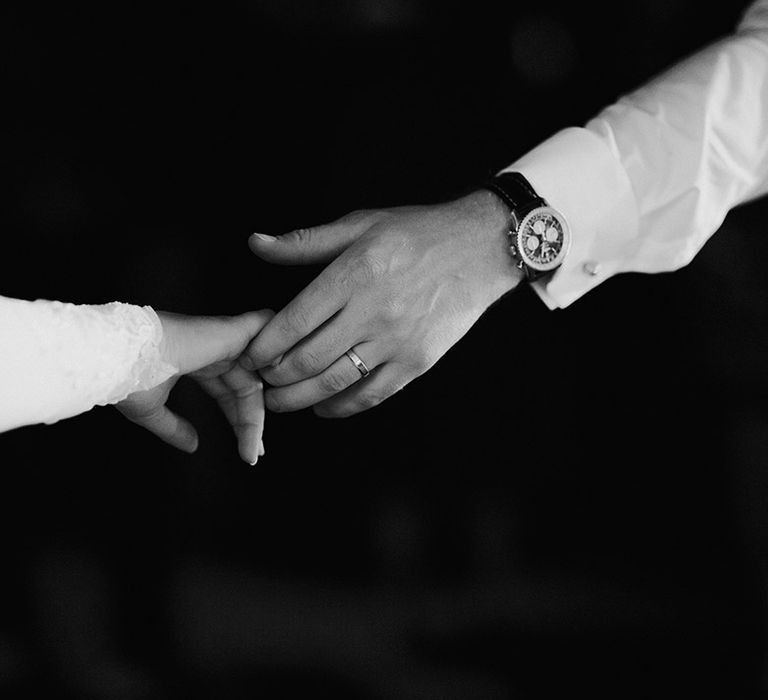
[{"x1": 500, "y1": 127, "x2": 639, "y2": 309}]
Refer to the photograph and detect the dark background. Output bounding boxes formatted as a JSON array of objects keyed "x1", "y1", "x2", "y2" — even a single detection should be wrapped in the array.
[{"x1": 1, "y1": 0, "x2": 767, "y2": 697}]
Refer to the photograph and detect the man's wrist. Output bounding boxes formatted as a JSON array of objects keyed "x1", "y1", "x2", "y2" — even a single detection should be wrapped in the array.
[{"x1": 454, "y1": 189, "x2": 525, "y2": 294}]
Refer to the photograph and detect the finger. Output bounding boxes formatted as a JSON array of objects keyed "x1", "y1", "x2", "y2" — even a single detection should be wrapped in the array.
[
  {"x1": 313, "y1": 362, "x2": 414, "y2": 419},
  {"x1": 266, "y1": 342, "x2": 380, "y2": 413},
  {"x1": 221, "y1": 309, "x2": 276, "y2": 361},
  {"x1": 166, "y1": 309, "x2": 275, "y2": 375},
  {"x1": 197, "y1": 376, "x2": 238, "y2": 427},
  {"x1": 241, "y1": 268, "x2": 348, "y2": 371},
  {"x1": 259, "y1": 305, "x2": 366, "y2": 387},
  {"x1": 126, "y1": 404, "x2": 199, "y2": 454},
  {"x1": 229, "y1": 309, "x2": 276, "y2": 346},
  {"x1": 248, "y1": 211, "x2": 375, "y2": 265},
  {"x1": 198, "y1": 374, "x2": 264, "y2": 465},
  {"x1": 221, "y1": 364, "x2": 265, "y2": 465}
]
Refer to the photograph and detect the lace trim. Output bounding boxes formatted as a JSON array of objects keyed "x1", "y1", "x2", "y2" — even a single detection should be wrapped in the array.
[
  {"x1": 97, "y1": 304, "x2": 178, "y2": 406},
  {"x1": 22, "y1": 300, "x2": 178, "y2": 422}
]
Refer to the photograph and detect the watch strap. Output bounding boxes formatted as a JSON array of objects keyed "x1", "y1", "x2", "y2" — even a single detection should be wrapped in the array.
[
  {"x1": 485, "y1": 172, "x2": 553, "y2": 283},
  {"x1": 522, "y1": 263, "x2": 547, "y2": 283},
  {"x1": 485, "y1": 172, "x2": 546, "y2": 213}
]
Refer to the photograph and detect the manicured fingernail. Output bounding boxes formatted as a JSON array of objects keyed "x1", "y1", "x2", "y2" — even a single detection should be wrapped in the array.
[{"x1": 252, "y1": 233, "x2": 277, "y2": 243}]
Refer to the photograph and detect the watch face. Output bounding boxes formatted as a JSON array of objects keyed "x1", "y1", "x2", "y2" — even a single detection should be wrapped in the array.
[{"x1": 515, "y1": 206, "x2": 571, "y2": 272}]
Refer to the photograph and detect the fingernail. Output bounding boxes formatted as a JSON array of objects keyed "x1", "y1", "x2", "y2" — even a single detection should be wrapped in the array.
[
  {"x1": 252, "y1": 233, "x2": 277, "y2": 243},
  {"x1": 239, "y1": 355, "x2": 255, "y2": 371}
]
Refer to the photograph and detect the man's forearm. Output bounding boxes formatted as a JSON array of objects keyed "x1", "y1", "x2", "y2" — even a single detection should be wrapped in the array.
[{"x1": 502, "y1": 0, "x2": 768, "y2": 309}]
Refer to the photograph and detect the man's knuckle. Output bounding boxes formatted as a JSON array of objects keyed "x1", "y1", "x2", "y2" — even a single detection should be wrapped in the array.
[
  {"x1": 258, "y1": 365, "x2": 278, "y2": 385},
  {"x1": 410, "y1": 348, "x2": 436, "y2": 374},
  {"x1": 266, "y1": 391, "x2": 286, "y2": 413},
  {"x1": 378, "y1": 296, "x2": 404, "y2": 324},
  {"x1": 318, "y1": 369, "x2": 350, "y2": 395},
  {"x1": 315, "y1": 403, "x2": 341, "y2": 418},
  {"x1": 293, "y1": 348, "x2": 324, "y2": 375},
  {"x1": 354, "y1": 250, "x2": 387, "y2": 283},
  {"x1": 357, "y1": 389, "x2": 386, "y2": 411},
  {"x1": 290, "y1": 227, "x2": 314, "y2": 246},
  {"x1": 325, "y1": 402, "x2": 356, "y2": 418},
  {"x1": 246, "y1": 343, "x2": 268, "y2": 367},
  {"x1": 281, "y1": 304, "x2": 312, "y2": 334},
  {"x1": 331, "y1": 407, "x2": 354, "y2": 418}
]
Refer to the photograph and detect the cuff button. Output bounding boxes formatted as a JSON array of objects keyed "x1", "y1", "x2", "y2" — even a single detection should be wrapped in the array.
[{"x1": 583, "y1": 261, "x2": 601, "y2": 276}]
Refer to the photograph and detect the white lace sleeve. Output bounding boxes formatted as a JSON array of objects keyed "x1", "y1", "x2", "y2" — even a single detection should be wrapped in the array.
[{"x1": 0, "y1": 296, "x2": 178, "y2": 432}]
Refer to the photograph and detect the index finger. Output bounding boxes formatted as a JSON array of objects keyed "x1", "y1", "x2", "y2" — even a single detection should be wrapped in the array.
[{"x1": 242, "y1": 266, "x2": 347, "y2": 370}]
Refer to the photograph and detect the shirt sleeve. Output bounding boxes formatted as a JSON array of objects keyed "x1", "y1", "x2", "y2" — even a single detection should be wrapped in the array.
[
  {"x1": 501, "y1": 0, "x2": 768, "y2": 309},
  {"x1": 0, "y1": 296, "x2": 177, "y2": 433}
]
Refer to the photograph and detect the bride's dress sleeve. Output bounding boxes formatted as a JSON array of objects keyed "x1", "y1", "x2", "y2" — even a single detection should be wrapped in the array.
[{"x1": 0, "y1": 296, "x2": 178, "y2": 432}]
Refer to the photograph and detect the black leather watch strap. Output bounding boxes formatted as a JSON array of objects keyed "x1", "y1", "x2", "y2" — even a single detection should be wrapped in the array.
[
  {"x1": 485, "y1": 171, "x2": 553, "y2": 283},
  {"x1": 485, "y1": 172, "x2": 545, "y2": 213}
]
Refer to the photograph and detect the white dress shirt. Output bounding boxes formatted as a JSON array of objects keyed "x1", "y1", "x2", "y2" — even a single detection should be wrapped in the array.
[
  {"x1": 503, "y1": 0, "x2": 768, "y2": 309},
  {"x1": 0, "y1": 297, "x2": 176, "y2": 432}
]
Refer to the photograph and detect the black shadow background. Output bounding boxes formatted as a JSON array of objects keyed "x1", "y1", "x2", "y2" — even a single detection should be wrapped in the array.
[{"x1": 1, "y1": 1, "x2": 767, "y2": 697}]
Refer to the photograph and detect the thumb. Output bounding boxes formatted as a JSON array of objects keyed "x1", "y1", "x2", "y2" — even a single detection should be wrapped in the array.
[{"x1": 248, "y1": 211, "x2": 376, "y2": 265}]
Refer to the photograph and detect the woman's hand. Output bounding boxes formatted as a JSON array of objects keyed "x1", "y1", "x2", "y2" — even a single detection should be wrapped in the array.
[{"x1": 116, "y1": 310, "x2": 273, "y2": 465}]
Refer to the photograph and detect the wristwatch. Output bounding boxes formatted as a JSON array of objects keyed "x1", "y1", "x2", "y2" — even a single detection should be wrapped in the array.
[{"x1": 485, "y1": 172, "x2": 571, "y2": 281}]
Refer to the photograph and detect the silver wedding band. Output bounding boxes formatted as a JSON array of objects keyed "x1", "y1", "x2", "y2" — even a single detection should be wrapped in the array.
[{"x1": 345, "y1": 349, "x2": 370, "y2": 378}]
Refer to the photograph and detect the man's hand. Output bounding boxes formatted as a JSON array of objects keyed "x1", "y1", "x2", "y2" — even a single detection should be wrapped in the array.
[
  {"x1": 117, "y1": 310, "x2": 273, "y2": 464},
  {"x1": 242, "y1": 191, "x2": 522, "y2": 418}
]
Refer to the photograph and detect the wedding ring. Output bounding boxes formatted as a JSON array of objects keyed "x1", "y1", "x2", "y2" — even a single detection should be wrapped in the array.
[{"x1": 345, "y1": 349, "x2": 370, "y2": 378}]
